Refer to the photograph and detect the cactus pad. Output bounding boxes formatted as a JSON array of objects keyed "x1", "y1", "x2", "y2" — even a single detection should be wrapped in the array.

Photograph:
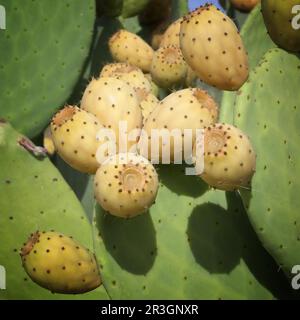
[
  {"x1": 93, "y1": 165, "x2": 293, "y2": 299},
  {"x1": 0, "y1": 0, "x2": 95, "y2": 138},
  {"x1": 234, "y1": 48, "x2": 300, "y2": 278},
  {"x1": 0, "y1": 122, "x2": 108, "y2": 299}
]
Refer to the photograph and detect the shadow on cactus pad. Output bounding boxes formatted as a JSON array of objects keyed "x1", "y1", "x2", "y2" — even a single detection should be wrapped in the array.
[
  {"x1": 158, "y1": 164, "x2": 208, "y2": 197},
  {"x1": 95, "y1": 208, "x2": 157, "y2": 275},
  {"x1": 188, "y1": 203, "x2": 241, "y2": 273}
]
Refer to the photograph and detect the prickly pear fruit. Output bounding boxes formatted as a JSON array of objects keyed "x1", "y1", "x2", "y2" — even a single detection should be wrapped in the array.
[
  {"x1": 94, "y1": 153, "x2": 159, "y2": 218},
  {"x1": 139, "y1": 88, "x2": 219, "y2": 162},
  {"x1": 197, "y1": 123, "x2": 256, "y2": 191},
  {"x1": 180, "y1": 4, "x2": 249, "y2": 91},
  {"x1": 160, "y1": 18, "x2": 182, "y2": 48},
  {"x1": 230, "y1": 0, "x2": 260, "y2": 12},
  {"x1": 262, "y1": 0, "x2": 300, "y2": 52},
  {"x1": 81, "y1": 77, "x2": 143, "y2": 153},
  {"x1": 50, "y1": 106, "x2": 102, "y2": 174},
  {"x1": 20, "y1": 231, "x2": 101, "y2": 294},
  {"x1": 150, "y1": 45, "x2": 188, "y2": 89},
  {"x1": 100, "y1": 63, "x2": 152, "y2": 94},
  {"x1": 43, "y1": 126, "x2": 56, "y2": 156},
  {"x1": 109, "y1": 29, "x2": 154, "y2": 72}
]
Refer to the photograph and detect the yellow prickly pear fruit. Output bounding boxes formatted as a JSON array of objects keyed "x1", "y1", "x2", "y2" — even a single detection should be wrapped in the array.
[
  {"x1": 180, "y1": 4, "x2": 249, "y2": 91},
  {"x1": 20, "y1": 231, "x2": 101, "y2": 294},
  {"x1": 94, "y1": 153, "x2": 159, "y2": 218},
  {"x1": 160, "y1": 18, "x2": 182, "y2": 48},
  {"x1": 100, "y1": 62, "x2": 152, "y2": 94},
  {"x1": 109, "y1": 29, "x2": 154, "y2": 72},
  {"x1": 50, "y1": 106, "x2": 103, "y2": 174},
  {"x1": 150, "y1": 45, "x2": 188, "y2": 89},
  {"x1": 197, "y1": 123, "x2": 256, "y2": 191}
]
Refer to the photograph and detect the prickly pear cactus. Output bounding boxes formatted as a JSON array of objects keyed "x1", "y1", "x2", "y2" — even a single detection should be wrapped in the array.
[
  {"x1": 0, "y1": 0, "x2": 95, "y2": 138},
  {"x1": 93, "y1": 165, "x2": 294, "y2": 299},
  {"x1": 234, "y1": 48, "x2": 300, "y2": 278},
  {"x1": 0, "y1": 122, "x2": 108, "y2": 299},
  {"x1": 220, "y1": 4, "x2": 275, "y2": 123}
]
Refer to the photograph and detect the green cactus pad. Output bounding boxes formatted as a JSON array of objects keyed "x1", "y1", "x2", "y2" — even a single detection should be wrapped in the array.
[
  {"x1": 93, "y1": 165, "x2": 293, "y2": 299},
  {"x1": 220, "y1": 4, "x2": 276, "y2": 124},
  {"x1": 0, "y1": 0, "x2": 95, "y2": 138},
  {"x1": 234, "y1": 48, "x2": 300, "y2": 278},
  {"x1": 122, "y1": 0, "x2": 150, "y2": 18},
  {"x1": 0, "y1": 122, "x2": 108, "y2": 299}
]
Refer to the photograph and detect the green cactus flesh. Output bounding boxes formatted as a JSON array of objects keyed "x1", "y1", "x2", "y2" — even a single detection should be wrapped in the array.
[
  {"x1": 93, "y1": 165, "x2": 294, "y2": 299},
  {"x1": 220, "y1": 4, "x2": 275, "y2": 124},
  {"x1": 0, "y1": 0, "x2": 95, "y2": 138},
  {"x1": 0, "y1": 122, "x2": 108, "y2": 299},
  {"x1": 234, "y1": 48, "x2": 300, "y2": 278}
]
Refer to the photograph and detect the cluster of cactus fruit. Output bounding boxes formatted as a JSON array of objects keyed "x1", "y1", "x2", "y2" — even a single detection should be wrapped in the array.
[
  {"x1": 1, "y1": 0, "x2": 300, "y2": 299},
  {"x1": 49, "y1": 3, "x2": 256, "y2": 219}
]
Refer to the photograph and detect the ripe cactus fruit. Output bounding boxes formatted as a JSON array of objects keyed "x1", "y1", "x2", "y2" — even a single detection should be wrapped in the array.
[
  {"x1": 100, "y1": 63, "x2": 152, "y2": 94},
  {"x1": 262, "y1": 0, "x2": 300, "y2": 52},
  {"x1": 50, "y1": 106, "x2": 102, "y2": 174},
  {"x1": 139, "y1": 88, "x2": 219, "y2": 162},
  {"x1": 20, "y1": 231, "x2": 101, "y2": 294},
  {"x1": 198, "y1": 123, "x2": 256, "y2": 191},
  {"x1": 160, "y1": 18, "x2": 182, "y2": 48},
  {"x1": 81, "y1": 77, "x2": 143, "y2": 153},
  {"x1": 230, "y1": 0, "x2": 260, "y2": 12},
  {"x1": 180, "y1": 4, "x2": 249, "y2": 91},
  {"x1": 94, "y1": 153, "x2": 159, "y2": 218},
  {"x1": 150, "y1": 45, "x2": 188, "y2": 89},
  {"x1": 109, "y1": 29, "x2": 154, "y2": 72}
]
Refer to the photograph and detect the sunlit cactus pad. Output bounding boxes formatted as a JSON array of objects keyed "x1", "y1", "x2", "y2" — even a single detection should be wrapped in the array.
[
  {"x1": 0, "y1": 122, "x2": 108, "y2": 299},
  {"x1": 234, "y1": 48, "x2": 300, "y2": 277},
  {"x1": 0, "y1": 0, "x2": 95, "y2": 138}
]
